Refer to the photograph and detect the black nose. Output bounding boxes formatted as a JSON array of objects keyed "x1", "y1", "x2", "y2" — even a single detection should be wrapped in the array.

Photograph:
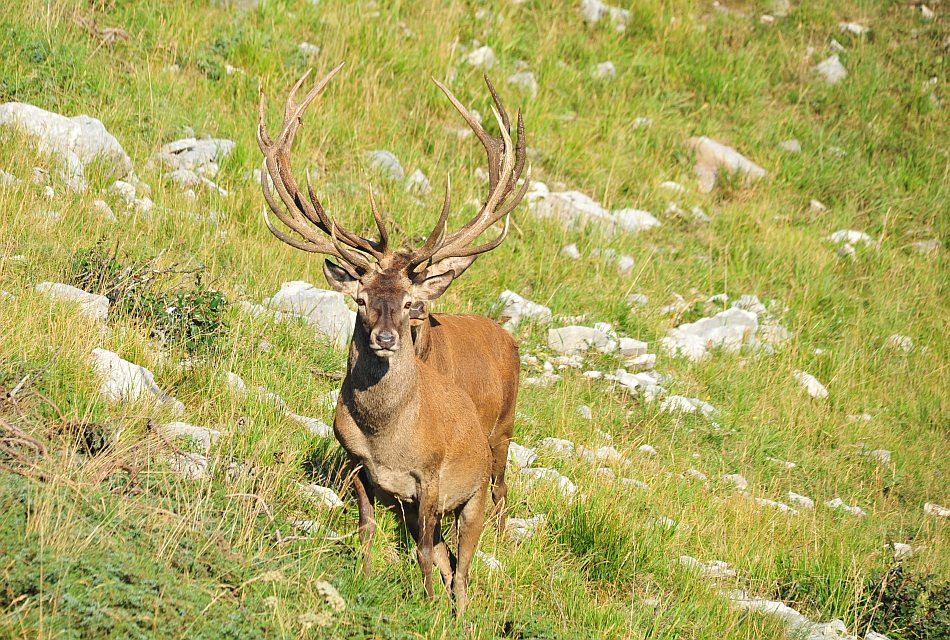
[{"x1": 375, "y1": 331, "x2": 397, "y2": 349}]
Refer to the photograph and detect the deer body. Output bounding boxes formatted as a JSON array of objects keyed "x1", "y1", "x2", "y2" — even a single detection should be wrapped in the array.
[
  {"x1": 412, "y1": 313, "x2": 519, "y2": 528},
  {"x1": 257, "y1": 64, "x2": 528, "y2": 616}
]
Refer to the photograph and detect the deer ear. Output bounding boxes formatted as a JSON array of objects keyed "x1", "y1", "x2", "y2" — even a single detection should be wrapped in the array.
[
  {"x1": 413, "y1": 270, "x2": 455, "y2": 301},
  {"x1": 427, "y1": 255, "x2": 478, "y2": 280},
  {"x1": 323, "y1": 259, "x2": 360, "y2": 297}
]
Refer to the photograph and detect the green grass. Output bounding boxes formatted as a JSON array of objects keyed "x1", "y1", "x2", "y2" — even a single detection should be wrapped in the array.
[{"x1": 0, "y1": 0, "x2": 948, "y2": 638}]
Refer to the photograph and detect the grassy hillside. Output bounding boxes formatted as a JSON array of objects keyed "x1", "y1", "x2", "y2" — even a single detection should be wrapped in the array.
[{"x1": 0, "y1": 0, "x2": 947, "y2": 638}]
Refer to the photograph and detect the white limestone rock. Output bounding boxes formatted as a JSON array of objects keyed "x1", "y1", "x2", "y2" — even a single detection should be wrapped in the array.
[
  {"x1": 779, "y1": 139, "x2": 802, "y2": 153},
  {"x1": 816, "y1": 55, "x2": 848, "y2": 85},
  {"x1": 466, "y1": 45, "x2": 496, "y2": 69},
  {"x1": 619, "y1": 338, "x2": 648, "y2": 358},
  {"x1": 889, "y1": 543, "x2": 913, "y2": 560},
  {"x1": 580, "y1": 0, "x2": 630, "y2": 30},
  {"x1": 298, "y1": 41, "x2": 321, "y2": 56},
  {"x1": 617, "y1": 255, "x2": 635, "y2": 274},
  {"x1": 476, "y1": 550, "x2": 502, "y2": 571},
  {"x1": 168, "y1": 452, "x2": 209, "y2": 479},
  {"x1": 158, "y1": 421, "x2": 220, "y2": 451},
  {"x1": 507, "y1": 71, "x2": 538, "y2": 97},
  {"x1": 689, "y1": 136, "x2": 767, "y2": 193},
  {"x1": 288, "y1": 413, "x2": 333, "y2": 438},
  {"x1": 793, "y1": 370, "x2": 828, "y2": 399},
  {"x1": 662, "y1": 307, "x2": 758, "y2": 362},
  {"x1": 497, "y1": 290, "x2": 552, "y2": 331},
  {"x1": 508, "y1": 442, "x2": 538, "y2": 470},
  {"x1": 828, "y1": 229, "x2": 877, "y2": 247},
  {"x1": 753, "y1": 497, "x2": 799, "y2": 515},
  {"x1": 300, "y1": 483, "x2": 344, "y2": 509},
  {"x1": 825, "y1": 497, "x2": 867, "y2": 517},
  {"x1": 592, "y1": 61, "x2": 616, "y2": 80},
  {"x1": 526, "y1": 181, "x2": 660, "y2": 235},
  {"x1": 613, "y1": 208, "x2": 662, "y2": 233},
  {"x1": 150, "y1": 137, "x2": 235, "y2": 176},
  {"x1": 225, "y1": 371, "x2": 247, "y2": 393},
  {"x1": 886, "y1": 335, "x2": 913, "y2": 352},
  {"x1": 35, "y1": 282, "x2": 109, "y2": 321},
  {"x1": 507, "y1": 513, "x2": 546, "y2": 540},
  {"x1": 520, "y1": 468, "x2": 577, "y2": 497},
  {"x1": 264, "y1": 281, "x2": 356, "y2": 349},
  {"x1": 404, "y1": 168, "x2": 431, "y2": 195},
  {"x1": 722, "y1": 474, "x2": 749, "y2": 491},
  {"x1": 88, "y1": 348, "x2": 184, "y2": 414},
  {"x1": 839, "y1": 22, "x2": 869, "y2": 35},
  {"x1": 787, "y1": 492, "x2": 815, "y2": 510},
  {"x1": 548, "y1": 325, "x2": 616, "y2": 354},
  {"x1": 365, "y1": 149, "x2": 404, "y2": 181},
  {"x1": 578, "y1": 445, "x2": 630, "y2": 466},
  {"x1": 924, "y1": 502, "x2": 950, "y2": 518},
  {"x1": 0, "y1": 102, "x2": 133, "y2": 187},
  {"x1": 660, "y1": 396, "x2": 718, "y2": 419},
  {"x1": 577, "y1": 405, "x2": 593, "y2": 420},
  {"x1": 678, "y1": 555, "x2": 736, "y2": 579},
  {"x1": 560, "y1": 243, "x2": 581, "y2": 259},
  {"x1": 638, "y1": 444, "x2": 658, "y2": 456},
  {"x1": 540, "y1": 437, "x2": 575, "y2": 458},
  {"x1": 0, "y1": 169, "x2": 19, "y2": 185}
]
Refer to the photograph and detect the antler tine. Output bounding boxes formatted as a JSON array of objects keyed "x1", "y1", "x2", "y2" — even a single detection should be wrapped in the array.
[
  {"x1": 448, "y1": 214, "x2": 510, "y2": 258},
  {"x1": 368, "y1": 188, "x2": 390, "y2": 254},
  {"x1": 330, "y1": 221, "x2": 373, "y2": 274},
  {"x1": 408, "y1": 175, "x2": 452, "y2": 271}
]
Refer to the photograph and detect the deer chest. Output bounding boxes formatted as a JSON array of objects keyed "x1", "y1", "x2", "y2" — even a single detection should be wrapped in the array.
[{"x1": 364, "y1": 461, "x2": 418, "y2": 502}]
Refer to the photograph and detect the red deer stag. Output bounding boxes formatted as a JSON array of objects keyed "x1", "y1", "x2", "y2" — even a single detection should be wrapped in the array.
[{"x1": 257, "y1": 64, "x2": 528, "y2": 615}]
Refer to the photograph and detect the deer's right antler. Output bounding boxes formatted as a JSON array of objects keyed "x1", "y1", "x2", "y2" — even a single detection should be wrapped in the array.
[{"x1": 257, "y1": 64, "x2": 386, "y2": 274}]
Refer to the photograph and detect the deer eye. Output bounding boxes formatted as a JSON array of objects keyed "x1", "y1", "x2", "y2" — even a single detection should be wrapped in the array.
[
  {"x1": 404, "y1": 301, "x2": 412, "y2": 309},
  {"x1": 356, "y1": 298, "x2": 366, "y2": 306}
]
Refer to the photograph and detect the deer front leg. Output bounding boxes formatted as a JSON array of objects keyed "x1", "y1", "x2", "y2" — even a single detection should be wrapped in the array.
[
  {"x1": 350, "y1": 461, "x2": 376, "y2": 577},
  {"x1": 453, "y1": 484, "x2": 488, "y2": 619},
  {"x1": 414, "y1": 479, "x2": 439, "y2": 599}
]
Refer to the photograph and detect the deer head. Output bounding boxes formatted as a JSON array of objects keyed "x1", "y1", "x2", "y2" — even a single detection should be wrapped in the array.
[{"x1": 257, "y1": 64, "x2": 528, "y2": 358}]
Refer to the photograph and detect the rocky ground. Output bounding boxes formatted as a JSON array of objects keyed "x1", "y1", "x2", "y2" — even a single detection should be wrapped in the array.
[{"x1": 0, "y1": 0, "x2": 947, "y2": 638}]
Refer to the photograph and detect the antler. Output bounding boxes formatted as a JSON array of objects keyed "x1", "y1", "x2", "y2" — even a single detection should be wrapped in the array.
[
  {"x1": 408, "y1": 75, "x2": 528, "y2": 272},
  {"x1": 257, "y1": 64, "x2": 387, "y2": 273}
]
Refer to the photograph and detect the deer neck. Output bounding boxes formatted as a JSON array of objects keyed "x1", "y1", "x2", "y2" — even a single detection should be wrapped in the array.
[{"x1": 343, "y1": 322, "x2": 419, "y2": 431}]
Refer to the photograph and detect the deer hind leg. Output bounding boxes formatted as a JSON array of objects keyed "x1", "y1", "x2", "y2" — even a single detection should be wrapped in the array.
[
  {"x1": 453, "y1": 484, "x2": 488, "y2": 619},
  {"x1": 489, "y1": 437, "x2": 511, "y2": 535},
  {"x1": 413, "y1": 484, "x2": 439, "y2": 599},
  {"x1": 350, "y1": 461, "x2": 376, "y2": 577},
  {"x1": 433, "y1": 518, "x2": 456, "y2": 595}
]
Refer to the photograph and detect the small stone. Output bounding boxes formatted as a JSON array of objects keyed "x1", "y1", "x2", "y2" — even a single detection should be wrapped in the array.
[
  {"x1": 723, "y1": 474, "x2": 748, "y2": 491},
  {"x1": 779, "y1": 139, "x2": 801, "y2": 153},
  {"x1": 497, "y1": 290, "x2": 552, "y2": 331},
  {"x1": 638, "y1": 444, "x2": 657, "y2": 456},
  {"x1": 365, "y1": 150, "x2": 404, "y2": 181},
  {"x1": 507, "y1": 442, "x2": 538, "y2": 470},
  {"x1": 924, "y1": 502, "x2": 950, "y2": 518},
  {"x1": 838, "y1": 243, "x2": 856, "y2": 258},
  {"x1": 92, "y1": 199, "x2": 116, "y2": 221},
  {"x1": 920, "y1": 5, "x2": 934, "y2": 20},
  {"x1": 0, "y1": 169, "x2": 19, "y2": 185},
  {"x1": 168, "y1": 452, "x2": 209, "y2": 479},
  {"x1": 890, "y1": 543, "x2": 913, "y2": 560},
  {"x1": 507, "y1": 513, "x2": 546, "y2": 540},
  {"x1": 580, "y1": 0, "x2": 630, "y2": 30},
  {"x1": 300, "y1": 483, "x2": 344, "y2": 508},
  {"x1": 288, "y1": 413, "x2": 333, "y2": 438},
  {"x1": 298, "y1": 41, "x2": 321, "y2": 56},
  {"x1": 816, "y1": 55, "x2": 848, "y2": 85},
  {"x1": 689, "y1": 136, "x2": 767, "y2": 193},
  {"x1": 839, "y1": 22, "x2": 869, "y2": 35},
  {"x1": 316, "y1": 580, "x2": 346, "y2": 612},
  {"x1": 678, "y1": 555, "x2": 736, "y2": 579},
  {"x1": 548, "y1": 326, "x2": 616, "y2": 354},
  {"x1": 404, "y1": 169, "x2": 431, "y2": 195},
  {"x1": 540, "y1": 437, "x2": 575, "y2": 457},
  {"x1": 787, "y1": 492, "x2": 815, "y2": 510},
  {"x1": 866, "y1": 449, "x2": 891, "y2": 465},
  {"x1": 476, "y1": 550, "x2": 502, "y2": 571},
  {"x1": 911, "y1": 239, "x2": 941, "y2": 254},
  {"x1": 825, "y1": 497, "x2": 867, "y2": 517},
  {"x1": 760, "y1": 14, "x2": 775, "y2": 25},
  {"x1": 685, "y1": 469, "x2": 708, "y2": 481},
  {"x1": 633, "y1": 116, "x2": 652, "y2": 128},
  {"x1": 623, "y1": 478, "x2": 650, "y2": 491},
  {"x1": 793, "y1": 370, "x2": 828, "y2": 399},
  {"x1": 466, "y1": 45, "x2": 496, "y2": 69},
  {"x1": 886, "y1": 335, "x2": 913, "y2": 352},
  {"x1": 628, "y1": 293, "x2": 649, "y2": 306},
  {"x1": 617, "y1": 255, "x2": 635, "y2": 274},
  {"x1": 659, "y1": 180, "x2": 686, "y2": 193},
  {"x1": 766, "y1": 457, "x2": 797, "y2": 469},
  {"x1": 560, "y1": 243, "x2": 581, "y2": 259},
  {"x1": 158, "y1": 421, "x2": 220, "y2": 451},
  {"x1": 507, "y1": 71, "x2": 538, "y2": 98},
  {"x1": 809, "y1": 199, "x2": 827, "y2": 212},
  {"x1": 830, "y1": 38, "x2": 846, "y2": 53},
  {"x1": 577, "y1": 405, "x2": 593, "y2": 420},
  {"x1": 592, "y1": 61, "x2": 616, "y2": 80}
]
